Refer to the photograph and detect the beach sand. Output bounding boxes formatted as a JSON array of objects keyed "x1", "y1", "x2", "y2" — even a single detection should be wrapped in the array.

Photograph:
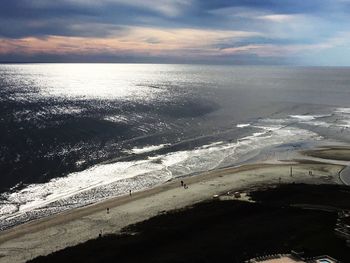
[{"x1": 0, "y1": 156, "x2": 345, "y2": 263}]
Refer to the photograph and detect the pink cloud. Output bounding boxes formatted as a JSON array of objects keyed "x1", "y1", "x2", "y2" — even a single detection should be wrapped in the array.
[{"x1": 0, "y1": 27, "x2": 261, "y2": 57}]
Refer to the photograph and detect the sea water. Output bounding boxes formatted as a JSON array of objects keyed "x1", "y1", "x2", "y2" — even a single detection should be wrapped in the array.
[{"x1": 1, "y1": 64, "x2": 350, "y2": 229}]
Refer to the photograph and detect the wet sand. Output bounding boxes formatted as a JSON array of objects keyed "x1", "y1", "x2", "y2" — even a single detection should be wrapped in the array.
[
  {"x1": 302, "y1": 146, "x2": 350, "y2": 162},
  {"x1": 0, "y1": 157, "x2": 345, "y2": 263}
]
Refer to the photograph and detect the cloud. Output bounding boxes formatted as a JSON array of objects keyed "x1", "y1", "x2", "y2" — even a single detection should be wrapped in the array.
[
  {"x1": 0, "y1": 27, "x2": 261, "y2": 58},
  {"x1": 220, "y1": 32, "x2": 350, "y2": 58},
  {"x1": 57, "y1": 0, "x2": 193, "y2": 17},
  {"x1": 257, "y1": 14, "x2": 299, "y2": 22},
  {"x1": 220, "y1": 44, "x2": 323, "y2": 57},
  {"x1": 0, "y1": 0, "x2": 350, "y2": 64},
  {"x1": 108, "y1": 0, "x2": 193, "y2": 17}
]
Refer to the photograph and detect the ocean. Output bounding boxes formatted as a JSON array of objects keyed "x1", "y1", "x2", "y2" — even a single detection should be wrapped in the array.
[{"x1": 1, "y1": 64, "x2": 350, "y2": 229}]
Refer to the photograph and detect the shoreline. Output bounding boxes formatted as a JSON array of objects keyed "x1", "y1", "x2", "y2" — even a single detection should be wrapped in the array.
[
  {"x1": 0, "y1": 149, "x2": 347, "y2": 263},
  {"x1": 0, "y1": 163, "x2": 298, "y2": 243}
]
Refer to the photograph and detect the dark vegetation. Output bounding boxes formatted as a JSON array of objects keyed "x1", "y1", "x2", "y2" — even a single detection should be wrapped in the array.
[{"x1": 29, "y1": 184, "x2": 350, "y2": 263}]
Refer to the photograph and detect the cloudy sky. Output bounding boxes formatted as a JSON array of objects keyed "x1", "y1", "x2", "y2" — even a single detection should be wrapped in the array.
[{"x1": 1, "y1": 0, "x2": 350, "y2": 65}]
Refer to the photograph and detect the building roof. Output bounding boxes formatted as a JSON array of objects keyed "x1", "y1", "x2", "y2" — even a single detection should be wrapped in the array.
[{"x1": 247, "y1": 255, "x2": 304, "y2": 263}]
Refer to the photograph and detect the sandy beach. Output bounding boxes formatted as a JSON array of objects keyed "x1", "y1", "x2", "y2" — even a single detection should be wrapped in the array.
[{"x1": 0, "y1": 146, "x2": 347, "y2": 263}]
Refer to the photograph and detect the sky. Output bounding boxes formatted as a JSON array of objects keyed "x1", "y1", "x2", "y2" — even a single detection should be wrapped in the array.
[{"x1": 0, "y1": 0, "x2": 350, "y2": 65}]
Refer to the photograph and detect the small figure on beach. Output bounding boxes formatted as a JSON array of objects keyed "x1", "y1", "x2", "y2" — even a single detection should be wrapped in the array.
[
  {"x1": 107, "y1": 208, "x2": 109, "y2": 214},
  {"x1": 183, "y1": 183, "x2": 188, "y2": 189},
  {"x1": 129, "y1": 190, "x2": 132, "y2": 196},
  {"x1": 309, "y1": 170, "x2": 313, "y2": 176},
  {"x1": 99, "y1": 230, "x2": 102, "y2": 238},
  {"x1": 181, "y1": 180, "x2": 184, "y2": 187}
]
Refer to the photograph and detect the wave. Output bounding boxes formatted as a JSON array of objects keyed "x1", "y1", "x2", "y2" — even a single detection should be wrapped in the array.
[
  {"x1": 123, "y1": 144, "x2": 170, "y2": 154},
  {"x1": 335, "y1": 108, "x2": 350, "y2": 114},
  {"x1": 6, "y1": 108, "x2": 350, "y2": 230},
  {"x1": 236, "y1": 123, "x2": 250, "y2": 128},
  {"x1": 0, "y1": 117, "x2": 322, "y2": 230}
]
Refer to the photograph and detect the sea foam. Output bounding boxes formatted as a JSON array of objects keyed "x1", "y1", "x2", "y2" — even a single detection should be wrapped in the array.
[{"x1": 0, "y1": 118, "x2": 321, "y2": 230}]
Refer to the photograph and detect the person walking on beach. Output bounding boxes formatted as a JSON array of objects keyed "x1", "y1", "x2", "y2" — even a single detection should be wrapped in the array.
[
  {"x1": 181, "y1": 180, "x2": 184, "y2": 187},
  {"x1": 107, "y1": 208, "x2": 109, "y2": 214},
  {"x1": 129, "y1": 190, "x2": 132, "y2": 196}
]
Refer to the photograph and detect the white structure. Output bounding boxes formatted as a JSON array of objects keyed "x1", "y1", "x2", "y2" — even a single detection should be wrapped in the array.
[{"x1": 247, "y1": 254, "x2": 339, "y2": 263}]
